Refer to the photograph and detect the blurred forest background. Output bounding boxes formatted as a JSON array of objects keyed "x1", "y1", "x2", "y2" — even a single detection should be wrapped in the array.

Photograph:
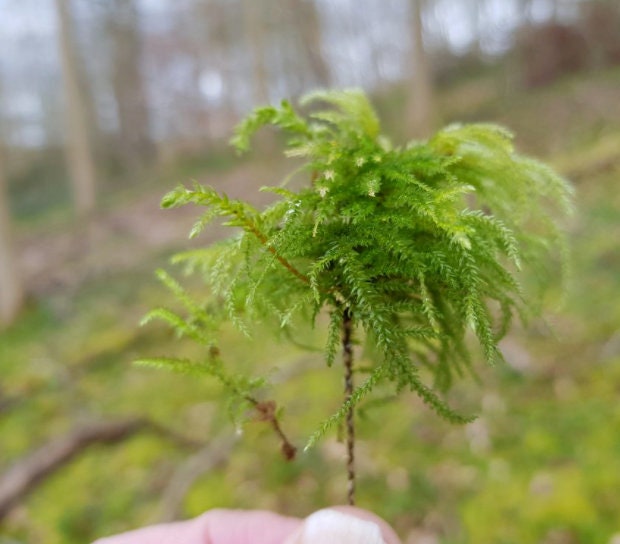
[{"x1": 1, "y1": 0, "x2": 620, "y2": 542}]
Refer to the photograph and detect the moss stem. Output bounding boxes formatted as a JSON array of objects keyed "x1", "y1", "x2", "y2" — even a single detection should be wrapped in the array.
[{"x1": 342, "y1": 307, "x2": 355, "y2": 505}]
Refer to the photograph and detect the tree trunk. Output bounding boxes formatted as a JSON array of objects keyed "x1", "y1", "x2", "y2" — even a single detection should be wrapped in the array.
[
  {"x1": 189, "y1": 0, "x2": 236, "y2": 141},
  {"x1": 211, "y1": 0, "x2": 242, "y2": 132},
  {"x1": 0, "y1": 146, "x2": 23, "y2": 329},
  {"x1": 408, "y1": 0, "x2": 436, "y2": 138},
  {"x1": 243, "y1": 0, "x2": 270, "y2": 104},
  {"x1": 519, "y1": 0, "x2": 535, "y2": 27},
  {"x1": 468, "y1": 0, "x2": 483, "y2": 57},
  {"x1": 106, "y1": 0, "x2": 156, "y2": 172},
  {"x1": 287, "y1": 0, "x2": 331, "y2": 88},
  {"x1": 55, "y1": 0, "x2": 98, "y2": 217},
  {"x1": 550, "y1": 0, "x2": 561, "y2": 22}
]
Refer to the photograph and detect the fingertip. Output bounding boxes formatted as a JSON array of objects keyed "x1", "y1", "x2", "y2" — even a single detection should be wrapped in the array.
[
  {"x1": 285, "y1": 506, "x2": 401, "y2": 544},
  {"x1": 330, "y1": 506, "x2": 401, "y2": 544}
]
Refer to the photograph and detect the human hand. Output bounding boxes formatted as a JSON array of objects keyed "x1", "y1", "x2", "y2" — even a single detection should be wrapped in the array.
[{"x1": 92, "y1": 506, "x2": 401, "y2": 544}]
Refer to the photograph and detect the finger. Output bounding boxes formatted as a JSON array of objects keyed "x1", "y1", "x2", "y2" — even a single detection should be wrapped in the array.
[
  {"x1": 92, "y1": 509, "x2": 302, "y2": 544},
  {"x1": 91, "y1": 516, "x2": 209, "y2": 544},
  {"x1": 199, "y1": 509, "x2": 303, "y2": 544},
  {"x1": 284, "y1": 506, "x2": 402, "y2": 544}
]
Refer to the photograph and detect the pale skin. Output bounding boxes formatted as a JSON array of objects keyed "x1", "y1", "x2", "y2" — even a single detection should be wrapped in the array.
[{"x1": 92, "y1": 506, "x2": 402, "y2": 544}]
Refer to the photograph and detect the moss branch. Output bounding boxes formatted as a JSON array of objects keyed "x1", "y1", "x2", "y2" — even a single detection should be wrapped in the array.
[
  {"x1": 242, "y1": 218, "x2": 311, "y2": 286},
  {"x1": 253, "y1": 399, "x2": 297, "y2": 461}
]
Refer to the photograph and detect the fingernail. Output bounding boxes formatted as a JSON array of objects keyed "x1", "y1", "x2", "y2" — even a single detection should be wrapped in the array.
[{"x1": 289, "y1": 509, "x2": 386, "y2": 544}]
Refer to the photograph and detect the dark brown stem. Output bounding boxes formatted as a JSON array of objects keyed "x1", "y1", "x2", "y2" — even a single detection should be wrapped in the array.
[
  {"x1": 243, "y1": 220, "x2": 310, "y2": 286},
  {"x1": 342, "y1": 307, "x2": 355, "y2": 505},
  {"x1": 240, "y1": 213, "x2": 347, "y2": 306},
  {"x1": 253, "y1": 399, "x2": 297, "y2": 461}
]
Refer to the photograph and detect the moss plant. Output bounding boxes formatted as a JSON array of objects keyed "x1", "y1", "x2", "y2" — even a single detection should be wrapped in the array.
[{"x1": 138, "y1": 89, "x2": 572, "y2": 505}]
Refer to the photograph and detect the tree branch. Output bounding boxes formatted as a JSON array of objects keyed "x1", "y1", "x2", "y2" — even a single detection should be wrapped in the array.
[
  {"x1": 157, "y1": 433, "x2": 237, "y2": 522},
  {"x1": 0, "y1": 418, "x2": 197, "y2": 521}
]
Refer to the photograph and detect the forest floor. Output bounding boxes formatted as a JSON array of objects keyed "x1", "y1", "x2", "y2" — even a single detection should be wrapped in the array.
[{"x1": 3, "y1": 68, "x2": 620, "y2": 544}]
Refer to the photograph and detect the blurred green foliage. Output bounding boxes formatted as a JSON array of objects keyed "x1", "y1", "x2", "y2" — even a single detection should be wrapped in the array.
[{"x1": 2, "y1": 69, "x2": 620, "y2": 543}]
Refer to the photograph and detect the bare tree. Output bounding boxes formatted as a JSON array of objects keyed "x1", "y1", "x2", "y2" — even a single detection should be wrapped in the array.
[
  {"x1": 55, "y1": 0, "x2": 98, "y2": 217},
  {"x1": 105, "y1": 0, "x2": 156, "y2": 171},
  {"x1": 407, "y1": 0, "x2": 436, "y2": 137},
  {"x1": 0, "y1": 142, "x2": 23, "y2": 329}
]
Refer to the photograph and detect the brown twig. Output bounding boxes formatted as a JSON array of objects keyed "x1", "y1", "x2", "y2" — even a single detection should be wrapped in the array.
[
  {"x1": 208, "y1": 347, "x2": 297, "y2": 461},
  {"x1": 0, "y1": 419, "x2": 143, "y2": 521},
  {"x1": 145, "y1": 420, "x2": 204, "y2": 450},
  {"x1": 0, "y1": 418, "x2": 202, "y2": 522},
  {"x1": 253, "y1": 399, "x2": 297, "y2": 461},
  {"x1": 158, "y1": 432, "x2": 238, "y2": 522}
]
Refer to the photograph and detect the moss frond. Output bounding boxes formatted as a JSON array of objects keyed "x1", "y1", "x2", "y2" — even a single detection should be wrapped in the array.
[{"x1": 143, "y1": 89, "x2": 572, "y2": 446}]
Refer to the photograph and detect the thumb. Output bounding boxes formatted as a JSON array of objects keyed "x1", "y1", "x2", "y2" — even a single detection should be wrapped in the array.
[{"x1": 284, "y1": 507, "x2": 401, "y2": 544}]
